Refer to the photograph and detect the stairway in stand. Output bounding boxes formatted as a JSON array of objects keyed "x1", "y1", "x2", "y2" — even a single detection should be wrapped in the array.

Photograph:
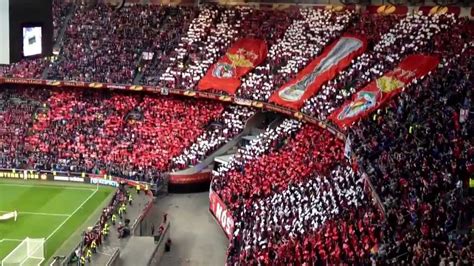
[{"x1": 41, "y1": 4, "x2": 77, "y2": 79}]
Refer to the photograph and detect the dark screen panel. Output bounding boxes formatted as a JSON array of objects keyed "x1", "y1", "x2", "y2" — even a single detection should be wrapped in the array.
[{"x1": 9, "y1": 0, "x2": 53, "y2": 63}]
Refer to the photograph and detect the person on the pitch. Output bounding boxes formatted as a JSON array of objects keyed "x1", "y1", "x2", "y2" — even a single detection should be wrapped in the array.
[{"x1": 136, "y1": 184, "x2": 140, "y2": 194}]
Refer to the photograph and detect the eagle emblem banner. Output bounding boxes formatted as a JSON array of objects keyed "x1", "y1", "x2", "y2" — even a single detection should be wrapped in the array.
[
  {"x1": 329, "y1": 54, "x2": 439, "y2": 130},
  {"x1": 269, "y1": 35, "x2": 367, "y2": 110},
  {"x1": 198, "y1": 39, "x2": 268, "y2": 94}
]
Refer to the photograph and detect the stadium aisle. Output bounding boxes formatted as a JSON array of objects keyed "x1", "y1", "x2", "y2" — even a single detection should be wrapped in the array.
[{"x1": 157, "y1": 192, "x2": 227, "y2": 266}]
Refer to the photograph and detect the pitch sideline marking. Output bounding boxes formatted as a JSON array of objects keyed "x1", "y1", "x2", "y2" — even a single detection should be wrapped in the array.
[
  {"x1": 0, "y1": 183, "x2": 95, "y2": 191},
  {"x1": 0, "y1": 239, "x2": 22, "y2": 244},
  {"x1": 46, "y1": 187, "x2": 99, "y2": 241},
  {"x1": 0, "y1": 211, "x2": 70, "y2": 217}
]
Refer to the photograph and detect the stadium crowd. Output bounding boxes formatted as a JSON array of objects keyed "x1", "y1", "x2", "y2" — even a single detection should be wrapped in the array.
[
  {"x1": 156, "y1": 6, "x2": 292, "y2": 91},
  {"x1": 1, "y1": 58, "x2": 48, "y2": 79},
  {"x1": 213, "y1": 118, "x2": 301, "y2": 177},
  {"x1": 212, "y1": 13, "x2": 473, "y2": 265},
  {"x1": 0, "y1": 2, "x2": 473, "y2": 265},
  {"x1": 105, "y1": 95, "x2": 223, "y2": 173},
  {"x1": 349, "y1": 46, "x2": 473, "y2": 264},
  {"x1": 140, "y1": 6, "x2": 198, "y2": 85},
  {"x1": 0, "y1": 86, "x2": 224, "y2": 182},
  {"x1": 237, "y1": 8, "x2": 353, "y2": 101},
  {"x1": 177, "y1": 7, "x2": 245, "y2": 90},
  {"x1": 228, "y1": 165, "x2": 383, "y2": 264},
  {"x1": 52, "y1": 0, "x2": 73, "y2": 41},
  {"x1": 155, "y1": 6, "x2": 219, "y2": 87},
  {"x1": 171, "y1": 105, "x2": 255, "y2": 170},
  {"x1": 48, "y1": 4, "x2": 166, "y2": 83},
  {"x1": 0, "y1": 87, "x2": 50, "y2": 169},
  {"x1": 211, "y1": 10, "x2": 472, "y2": 265},
  {"x1": 302, "y1": 13, "x2": 457, "y2": 120},
  {"x1": 212, "y1": 124, "x2": 344, "y2": 209}
]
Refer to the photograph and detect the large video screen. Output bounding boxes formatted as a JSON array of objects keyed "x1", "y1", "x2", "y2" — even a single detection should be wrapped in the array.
[{"x1": 22, "y1": 26, "x2": 42, "y2": 57}]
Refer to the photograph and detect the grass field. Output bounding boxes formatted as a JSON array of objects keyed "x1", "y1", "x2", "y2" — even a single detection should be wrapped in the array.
[{"x1": 0, "y1": 179, "x2": 114, "y2": 264}]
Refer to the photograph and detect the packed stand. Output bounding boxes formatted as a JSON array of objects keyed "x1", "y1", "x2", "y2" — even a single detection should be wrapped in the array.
[
  {"x1": 215, "y1": 12, "x2": 472, "y2": 265},
  {"x1": 233, "y1": 8, "x2": 291, "y2": 49},
  {"x1": 48, "y1": 4, "x2": 165, "y2": 83},
  {"x1": 0, "y1": 65, "x2": 9, "y2": 77},
  {"x1": 140, "y1": 6, "x2": 199, "y2": 85},
  {"x1": 157, "y1": 6, "x2": 292, "y2": 91},
  {"x1": 157, "y1": 6, "x2": 220, "y2": 88},
  {"x1": 25, "y1": 88, "x2": 140, "y2": 175},
  {"x1": 177, "y1": 7, "x2": 245, "y2": 90},
  {"x1": 1, "y1": 58, "x2": 49, "y2": 79},
  {"x1": 105, "y1": 96, "x2": 224, "y2": 174},
  {"x1": 302, "y1": 13, "x2": 456, "y2": 120},
  {"x1": 0, "y1": 85, "x2": 224, "y2": 183},
  {"x1": 0, "y1": 87, "x2": 50, "y2": 169},
  {"x1": 212, "y1": 118, "x2": 301, "y2": 177},
  {"x1": 52, "y1": 0, "x2": 73, "y2": 41},
  {"x1": 346, "y1": 12, "x2": 403, "y2": 48},
  {"x1": 350, "y1": 46, "x2": 473, "y2": 265},
  {"x1": 237, "y1": 8, "x2": 353, "y2": 101},
  {"x1": 201, "y1": 8, "x2": 293, "y2": 96},
  {"x1": 228, "y1": 165, "x2": 383, "y2": 264},
  {"x1": 213, "y1": 124, "x2": 344, "y2": 209},
  {"x1": 171, "y1": 105, "x2": 255, "y2": 170}
]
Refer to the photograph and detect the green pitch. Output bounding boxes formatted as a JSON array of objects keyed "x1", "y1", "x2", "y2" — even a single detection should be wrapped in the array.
[{"x1": 0, "y1": 179, "x2": 114, "y2": 263}]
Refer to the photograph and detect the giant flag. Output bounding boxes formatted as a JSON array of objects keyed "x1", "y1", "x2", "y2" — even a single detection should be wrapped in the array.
[
  {"x1": 198, "y1": 38, "x2": 267, "y2": 95},
  {"x1": 329, "y1": 54, "x2": 439, "y2": 130},
  {"x1": 269, "y1": 34, "x2": 367, "y2": 110}
]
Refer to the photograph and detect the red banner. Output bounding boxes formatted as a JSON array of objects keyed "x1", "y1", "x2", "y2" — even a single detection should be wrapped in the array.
[
  {"x1": 329, "y1": 54, "x2": 439, "y2": 130},
  {"x1": 269, "y1": 34, "x2": 367, "y2": 110},
  {"x1": 209, "y1": 188, "x2": 234, "y2": 238},
  {"x1": 198, "y1": 38, "x2": 267, "y2": 95}
]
